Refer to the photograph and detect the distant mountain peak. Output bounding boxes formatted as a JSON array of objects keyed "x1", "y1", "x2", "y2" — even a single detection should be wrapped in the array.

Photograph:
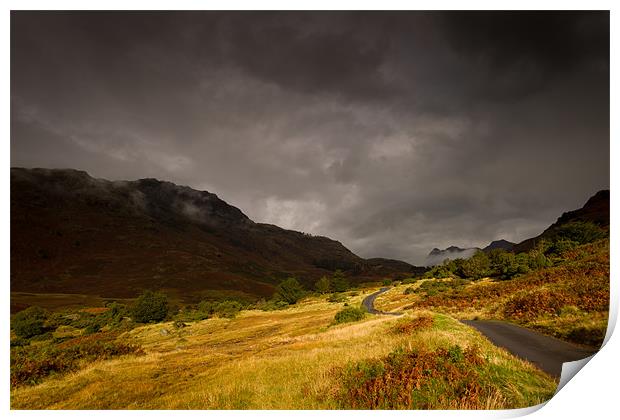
[
  {"x1": 483, "y1": 239, "x2": 515, "y2": 252},
  {"x1": 425, "y1": 245, "x2": 480, "y2": 266}
]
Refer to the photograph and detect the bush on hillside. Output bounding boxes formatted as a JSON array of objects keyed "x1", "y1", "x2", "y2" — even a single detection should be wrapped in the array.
[
  {"x1": 275, "y1": 277, "x2": 306, "y2": 304},
  {"x1": 12, "y1": 306, "x2": 48, "y2": 339},
  {"x1": 548, "y1": 238, "x2": 580, "y2": 255},
  {"x1": 213, "y1": 300, "x2": 243, "y2": 318},
  {"x1": 11, "y1": 332, "x2": 144, "y2": 388},
  {"x1": 332, "y1": 270, "x2": 350, "y2": 292},
  {"x1": 131, "y1": 290, "x2": 168, "y2": 323},
  {"x1": 336, "y1": 345, "x2": 487, "y2": 409},
  {"x1": 403, "y1": 287, "x2": 417, "y2": 295},
  {"x1": 460, "y1": 251, "x2": 490, "y2": 279},
  {"x1": 256, "y1": 299, "x2": 290, "y2": 311},
  {"x1": 315, "y1": 276, "x2": 332, "y2": 294},
  {"x1": 551, "y1": 221, "x2": 606, "y2": 245},
  {"x1": 334, "y1": 306, "x2": 366, "y2": 324},
  {"x1": 328, "y1": 292, "x2": 347, "y2": 303},
  {"x1": 424, "y1": 264, "x2": 453, "y2": 279},
  {"x1": 417, "y1": 279, "x2": 469, "y2": 297}
]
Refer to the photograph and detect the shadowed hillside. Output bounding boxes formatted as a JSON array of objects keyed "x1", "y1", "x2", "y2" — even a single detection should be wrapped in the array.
[
  {"x1": 513, "y1": 190, "x2": 609, "y2": 253},
  {"x1": 11, "y1": 168, "x2": 423, "y2": 301}
]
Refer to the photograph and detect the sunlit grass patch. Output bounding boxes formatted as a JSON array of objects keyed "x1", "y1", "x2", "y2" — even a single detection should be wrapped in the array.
[{"x1": 11, "y1": 291, "x2": 557, "y2": 409}]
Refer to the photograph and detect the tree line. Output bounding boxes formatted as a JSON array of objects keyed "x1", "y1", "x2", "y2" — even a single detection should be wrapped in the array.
[{"x1": 424, "y1": 221, "x2": 607, "y2": 281}]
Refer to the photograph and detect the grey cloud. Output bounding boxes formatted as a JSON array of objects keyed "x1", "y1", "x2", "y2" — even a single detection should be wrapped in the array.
[{"x1": 11, "y1": 11, "x2": 609, "y2": 265}]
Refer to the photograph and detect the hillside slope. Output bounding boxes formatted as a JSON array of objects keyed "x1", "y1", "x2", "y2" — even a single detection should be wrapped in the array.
[
  {"x1": 11, "y1": 168, "x2": 421, "y2": 300},
  {"x1": 376, "y1": 238, "x2": 610, "y2": 347},
  {"x1": 512, "y1": 190, "x2": 609, "y2": 253},
  {"x1": 483, "y1": 239, "x2": 515, "y2": 252}
]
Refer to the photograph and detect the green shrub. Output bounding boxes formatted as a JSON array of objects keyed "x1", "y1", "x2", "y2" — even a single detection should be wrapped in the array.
[
  {"x1": 447, "y1": 345, "x2": 464, "y2": 363},
  {"x1": 274, "y1": 277, "x2": 306, "y2": 304},
  {"x1": 424, "y1": 265, "x2": 453, "y2": 279},
  {"x1": 214, "y1": 300, "x2": 243, "y2": 318},
  {"x1": 257, "y1": 299, "x2": 289, "y2": 311},
  {"x1": 12, "y1": 306, "x2": 48, "y2": 338},
  {"x1": 332, "y1": 270, "x2": 350, "y2": 292},
  {"x1": 417, "y1": 279, "x2": 469, "y2": 297},
  {"x1": 549, "y1": 238, "x2": 580, "y2": 255},
  {"x1": 551, "y1": 221, "x2": 606, "y2": 245},
  {"x1": 493, "y1": 252, "x2": 530, "y2": 279},
  {"x1": 404, "y1": 287, "x2": 417, "y2": 294},
  {"x1": 328, "y1": 293, "x2": 346, "y2": 303},
  {"x1": 460, "y1": 251, "x2": 490, "y2": 279},
  {"x1": 10, "y1": 332, "x2": 144, "y2": 388},
  {"x1": 101, "y1": 302, "x2": 131, "y2": 327},
  {"x1": 315, "y1": 276, "x2": 332, "y2": 293},
  {"x1": 131, "y1": 290, "x2": 168, "y2": 323},
  {"x1": 334, "y1": 306, "x2": 366, "y2": 324}
]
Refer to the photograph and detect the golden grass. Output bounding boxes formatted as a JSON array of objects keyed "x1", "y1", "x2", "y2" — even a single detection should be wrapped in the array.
[{"x1": 11, "y1": 291, "x2": 557, "y2": 409}]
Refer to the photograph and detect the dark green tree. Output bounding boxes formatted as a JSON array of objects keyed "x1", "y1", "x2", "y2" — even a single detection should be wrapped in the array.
[
  {"x1": 275, "y1": 277, "x2": 306, "y2": 304},
  {"x1": 551, "y1": 221, "x2": 606, "y2": 245},
  {"x1": 315, "y1": 276, "x2": 332, "y2": 294},
  {"x1": 214, "y1": 300, "x2": 243, "y2": 318},
  {"x1": 332, "y1": 270, "x2": 350, "y2": 292},
  {"x1": 548, "y1": 238, "x2": 579, "y2": 255},
  {"x1": 527, "y1": 243, "x2": 551, "y2": 270},
  {"x1": 131, "y1": 290, "x2": 169, "y2": 323},
  {"x1": 11, "y1": 306, "x2": 47, "y2": 338},
  {"x1": 424, "y1": 264, "x2": 453, "y2": 279},
  {"x1": 495, "y1": 252, "x2": 530, "y2": 279},
  {"x1": 460, "y1": 251, "x2": 490, "y2": 279}
]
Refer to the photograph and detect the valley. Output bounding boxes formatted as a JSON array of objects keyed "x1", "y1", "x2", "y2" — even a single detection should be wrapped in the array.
[
  {"x1": 11, "y1": 289, "x2": 558, "y2": 409},
  {"x1": 10, "y1": 169, "x2": 610, "y2": 410}
]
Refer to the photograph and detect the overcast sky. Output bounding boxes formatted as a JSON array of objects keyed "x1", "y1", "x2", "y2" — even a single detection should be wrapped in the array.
[{"x1": 11, "y1": 11, "x2": 609, "y2": 265}]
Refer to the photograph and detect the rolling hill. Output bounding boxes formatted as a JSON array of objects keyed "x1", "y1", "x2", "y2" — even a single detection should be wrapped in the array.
[
  {"x1": 482, "y1": 239, "x2": 515, "y2": 252},
  {"x1": 10, "y1": 168, "x2": 423, "y2": 302},
  {"x1": 512, "y1": 190, "x2": 609, "y2": 253}
]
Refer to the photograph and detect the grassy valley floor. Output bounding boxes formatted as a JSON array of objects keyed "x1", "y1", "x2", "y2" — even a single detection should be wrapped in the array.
[{"x1": 11, "y1": 291, "x2": 556, "y2": 409}]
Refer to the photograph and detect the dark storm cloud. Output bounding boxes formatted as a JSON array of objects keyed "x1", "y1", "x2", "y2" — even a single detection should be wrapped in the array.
[{"x1": 11, "y1": 11, "x2": 609, "y2": 264}]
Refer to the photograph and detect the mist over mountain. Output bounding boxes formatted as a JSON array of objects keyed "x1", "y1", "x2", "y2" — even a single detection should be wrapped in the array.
[
  {"x1": 11, "y1": 168, "x2": 423, "y2": 300},
  {"x1": 425, "y1": 246, "x2": 480, "y2": 267},
  {"x1": 483, "y1": 240, "x2": 516, "y2": 252},
  {"x1": 425, "y1": 190, "x2": 609, "y2": 267}
]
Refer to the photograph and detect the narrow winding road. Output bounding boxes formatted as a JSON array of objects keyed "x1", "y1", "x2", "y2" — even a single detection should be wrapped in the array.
[
  {"x1": 462, "y1": 320, "x2": 597, "y2": 378},
  {"x1": 361, "y1": 287, "x2": 402, "y2": 315},
  {"x1": 361, "y1": 288, "x2": 597, "y2": 378}
]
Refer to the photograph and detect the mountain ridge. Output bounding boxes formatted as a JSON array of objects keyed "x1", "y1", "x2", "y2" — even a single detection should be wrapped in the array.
[
  {"x1": 483, "y1": 239, "x2": 515, "y2": 252},
  {"x1": 10, "y1": 167, "x2": 423, "y2": 301},
  {"x1": 512, "y1": 190, "x2": 609, "y2": 253}
]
